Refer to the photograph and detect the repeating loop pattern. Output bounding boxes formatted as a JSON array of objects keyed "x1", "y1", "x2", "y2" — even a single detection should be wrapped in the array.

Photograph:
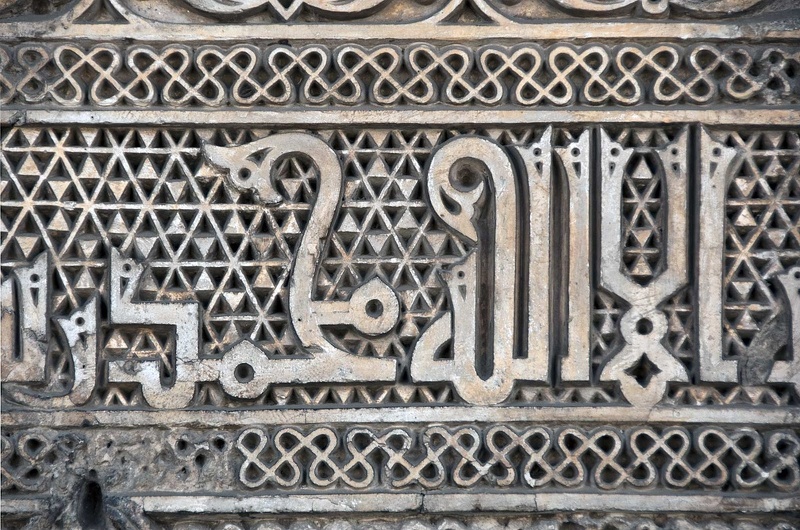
[
  {"x1": 1, "y1": 43, "x2": 798, "y2": 108},
  {"x1": 1, "y1": 429, "x2": 80, "y2": 493},
  {"x1": 234, "y1": 426, "x2": 800, "y2": 491}
]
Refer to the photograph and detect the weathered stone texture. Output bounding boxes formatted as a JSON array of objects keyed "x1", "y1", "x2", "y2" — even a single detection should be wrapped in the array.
[{"x1": 1, "y1": 0, "x2": 799, "y2": 527}]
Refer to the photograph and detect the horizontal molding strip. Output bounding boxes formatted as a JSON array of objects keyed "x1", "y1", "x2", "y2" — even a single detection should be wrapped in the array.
[
  {"x1": 3, "y1": 405, "x2": 799, "y2": 428},
  {"x1": 2, "y1": 108, "x2": 799, "y2": 127},
  {"x1": 4, "y1": 493, "x2": 799, "y2": 515},
  {"x1": 1, "y1": 19, "x2": 798, "y2": 42},
  {"x1": 141, "y1": 493, "x2": 800, "y2": 514}
]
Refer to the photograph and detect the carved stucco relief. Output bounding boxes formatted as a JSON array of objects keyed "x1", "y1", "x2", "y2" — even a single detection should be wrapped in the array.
[{"x1": 1, "y1": 0, "x2": 799, "y2": 528}]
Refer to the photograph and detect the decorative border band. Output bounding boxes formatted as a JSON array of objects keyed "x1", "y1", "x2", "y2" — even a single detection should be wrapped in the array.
[
  {"x1": 1, "y1": 43, "x2": 797, "y2": 109},
  {"x1": 3, "y1": 425, "x2": 799, "y2": 495},
  {"x1": 231, "y1": 425, "x2": 800, "y2": 491}
]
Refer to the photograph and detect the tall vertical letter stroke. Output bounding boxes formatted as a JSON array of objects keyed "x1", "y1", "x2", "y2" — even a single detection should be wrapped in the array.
[
  {"x1": 598, "y1": 129, "x2": 690, "y2": 407},
  {"x1": 698, "y1": 127, "x2": 740, "y2": 382},
  {"x1": 410, "y1": 136, "x2": 548, "y2": 404}
]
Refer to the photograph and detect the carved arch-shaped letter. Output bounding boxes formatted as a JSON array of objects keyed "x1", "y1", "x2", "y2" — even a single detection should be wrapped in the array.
[{"x1": 409, "y1": 136, "x2": 546, "y2": 405}]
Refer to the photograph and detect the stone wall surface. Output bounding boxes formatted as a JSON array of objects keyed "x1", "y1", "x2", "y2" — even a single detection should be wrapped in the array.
[{"x1": 0, "y1": 0, "x2": 799, "y2": 528}]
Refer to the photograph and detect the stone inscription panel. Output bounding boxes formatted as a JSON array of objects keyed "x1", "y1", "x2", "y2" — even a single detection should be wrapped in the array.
[
  {"x1": 2, "y1": 126, "x2": 799, "y2": 408},
  {"x1": 1, "y1": 0, "x2": 799, "y2": 528}
]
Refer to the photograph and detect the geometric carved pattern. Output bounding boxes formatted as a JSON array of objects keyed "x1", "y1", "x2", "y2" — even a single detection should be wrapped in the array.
[
  {"x1": 1, "y1": 429, "x2": 66, "y2": 493},
  {"x1": 2, "y1": 44, "x2": 799, "y2": 108},
  {"x1": 3, "y1": 425, "x2": 798, "y2": 494},
  {"x1": 232, "y1": 425, "x2": 800, "y2": 491},
  {"x1": 0, "y1": 127, "x2": 472, "y2": 364},
  {"x1": 719, "y1": 131, "x2": 800, "y2": 361},
  {"x1": 2, "y1": 126, "x2": 800, "y2": 407},
  {"x1": 236, "y1": 426, "x2": 800, "y2": 491},
  {"x1": 1, "y1": 0, "x2": 799, "y2": 523}
]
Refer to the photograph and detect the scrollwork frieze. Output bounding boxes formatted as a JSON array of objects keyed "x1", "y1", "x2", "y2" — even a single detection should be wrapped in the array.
[
  {"x1": 232, "y1": 424, "x2": 800, "y2": 492},
  {"x1": 3, "y1": 425, "x2": 799, "y2": 494},
  {"x1": 1, "y1": 43, "x2": 798, "y2": 109},
  {"x1": 0, "y1": 0, "x2": 788, "y2": 24}
]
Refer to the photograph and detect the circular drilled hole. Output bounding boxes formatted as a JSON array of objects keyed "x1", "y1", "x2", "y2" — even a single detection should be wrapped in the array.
[
  {"x1": 636, "y1": 318, "x2": 654, "y2": 335},
  {"x1": 234, "y1": 363, "x2": 255, "y2": 384},
  {"x1": 365, "y1": 299, "x2": 384, "y2": 319}
]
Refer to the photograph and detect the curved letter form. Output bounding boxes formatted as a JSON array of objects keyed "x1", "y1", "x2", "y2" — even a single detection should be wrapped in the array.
[
  {"x1": 410, "y1": 136, "x2": 535, "y2": 405},
  {"x1": 204, "y1": 133, "x2": 397, "y2": 399}
]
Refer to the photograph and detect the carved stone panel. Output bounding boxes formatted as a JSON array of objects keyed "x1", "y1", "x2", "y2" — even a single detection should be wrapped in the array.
[{"x1": 1, "y1": 0, "x2": 799, "y2": 528}]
